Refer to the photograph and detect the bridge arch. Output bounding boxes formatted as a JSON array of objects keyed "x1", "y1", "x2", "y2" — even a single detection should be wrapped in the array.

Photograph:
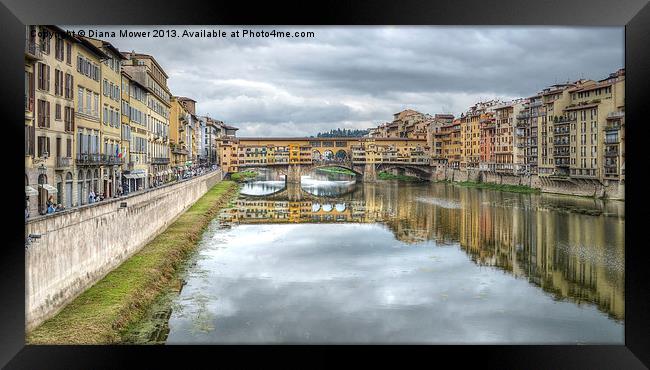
[{"x1": 376, "y1": 163, "x2": 432, "y2": 181}]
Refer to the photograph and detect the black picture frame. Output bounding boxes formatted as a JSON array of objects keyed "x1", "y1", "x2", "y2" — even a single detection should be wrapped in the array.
[{"x1": 1, "y1": 0, "x2": 648, "y2": 368}]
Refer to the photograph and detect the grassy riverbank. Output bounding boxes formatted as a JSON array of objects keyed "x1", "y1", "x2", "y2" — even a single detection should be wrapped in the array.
[
  {"x1": 315, "y1": 167, "x2": 356, "y2": 176},
  {"x1": 26, "y1": 180, "x2": 239, "y2": 344},
  {"x1": 230, "y1": 170, "x2": 258, "y2": 182},
  {"x1": 378, "y1": 171, "x2": 422, "y2": 182},
  {"x1": 456, "y1": 180, "x2": 540, "y2": 194}
]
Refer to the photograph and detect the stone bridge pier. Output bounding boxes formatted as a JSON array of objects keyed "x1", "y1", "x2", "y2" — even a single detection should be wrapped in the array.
[{"x1": 286, "y1": 164, "x2": 303, "y2": 184}]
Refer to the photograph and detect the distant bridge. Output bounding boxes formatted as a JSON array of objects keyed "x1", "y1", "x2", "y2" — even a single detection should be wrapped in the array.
[{"x1": 223, "y1": 137, "x2": 433, "y2": 183}]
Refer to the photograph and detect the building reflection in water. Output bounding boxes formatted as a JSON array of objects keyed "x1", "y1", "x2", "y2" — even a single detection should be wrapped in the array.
[{"x1": 223, "y1": 180, "x2": 624, "y2": 321}]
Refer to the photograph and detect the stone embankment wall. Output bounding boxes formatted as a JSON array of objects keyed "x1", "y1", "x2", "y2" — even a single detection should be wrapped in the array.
[
  {"x1": 431, "y1": 167, "x2": 624, "y2": 200},
  {"x1": 25, "y1": 171, "x2": 224, "y2": 331}
]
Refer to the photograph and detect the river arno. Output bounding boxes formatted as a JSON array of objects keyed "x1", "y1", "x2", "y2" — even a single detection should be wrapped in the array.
[{"x1": 156, "y1": 172, "x2": 624, "y2": 344}]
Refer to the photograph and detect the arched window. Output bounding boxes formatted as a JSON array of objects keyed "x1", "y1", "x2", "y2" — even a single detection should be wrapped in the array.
[
  {"x1": 56, "y1": 174, "x2": 63, "y2": 205},
  {"x1": 65, "y1": 172, "x2": 73, "y2": 208},
  {"x1": 78, "y1": 170, "x2": 85, "y2": 206}
]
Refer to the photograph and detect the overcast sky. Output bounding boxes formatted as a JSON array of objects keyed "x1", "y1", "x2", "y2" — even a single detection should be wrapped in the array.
[{"x1": 65, "y1": 26, "x2": 623, "y2": 137}]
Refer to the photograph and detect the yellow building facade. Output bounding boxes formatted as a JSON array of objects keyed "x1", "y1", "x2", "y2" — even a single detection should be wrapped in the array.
[
  {"x1": 72, "y1": 34, "x2": 107, "y2": 206},
  {"x1": 120, "y1": 71, "x2": 149, "y2": 191},
  {"x1": 25, "y1": 26, "x2": 78, "y2": 214}
]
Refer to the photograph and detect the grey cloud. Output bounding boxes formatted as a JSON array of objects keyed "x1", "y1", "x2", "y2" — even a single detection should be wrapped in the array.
[{"x1": 65, "y1": 26, "x2": 623, "y2": 136}]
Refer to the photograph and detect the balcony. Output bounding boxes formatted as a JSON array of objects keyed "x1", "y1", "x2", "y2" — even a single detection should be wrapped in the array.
[
  {"x1": 553, "y1": 140, "x2": 569, "y2": 146},
  {"x1": 55, "y1": 157, "x2": 72, "y2": 169},
  {"x1": 171, "y1": 146, "x2": 189, "y2": 155},
  {"x1": 76, "y1": 153, "x2": 102, "y2": 165},
  {"x1": 151, "y1": 157, "x2": 170, "y2": 164},
  {"x1": 102, "y1": 154, "x2": 124, "y2": 165},
  {"x1": 25, "y1": 39, "x2": 43, "y2": 61},
  {"x1": 553, "y1": 127, "x2": 570, "y2": 135},
  {"x1": 607, "y1": 111, "x2": 625, "y2": 120},
  {"x1": 529, "y1": 101, "x2": 542, "y2": 108},
  {"x1": 554, "y1": 116, "x2": 573, "y2": 124},
  {"x1": 605, "y1": 149, "x2": 619, "y2": 157}
]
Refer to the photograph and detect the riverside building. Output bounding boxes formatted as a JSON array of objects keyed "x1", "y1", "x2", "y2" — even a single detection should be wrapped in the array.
[
  {"x1": 120, "y1": 71, "x2": 149, "y2": 191},
  {"x1": 122, "y1": 51, "x2": 172, "y2": 186},
  {"x1": 84, "y1": 36, "x2": 127, "y2": 197},
  {"x1": 25, "y1": 26, "x2": 78, "y2": 214}
]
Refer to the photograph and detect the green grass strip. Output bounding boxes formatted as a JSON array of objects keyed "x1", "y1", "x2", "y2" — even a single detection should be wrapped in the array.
[
  {"x1": 26, "y1": 180, "x2": 239, "y2": 344},
  {"x1": 230, "y1": 171, "x2": 258, "y2": 182}
]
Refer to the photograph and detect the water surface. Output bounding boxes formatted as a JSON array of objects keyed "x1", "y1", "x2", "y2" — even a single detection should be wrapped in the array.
[{"x1": 163, "y1": 173, "x2": 624, "y2": 344}]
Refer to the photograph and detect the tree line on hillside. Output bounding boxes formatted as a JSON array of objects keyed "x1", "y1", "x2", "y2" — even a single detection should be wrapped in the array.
[{"x1": 312, "y1": 128, "x2": 370, "y2": 138}]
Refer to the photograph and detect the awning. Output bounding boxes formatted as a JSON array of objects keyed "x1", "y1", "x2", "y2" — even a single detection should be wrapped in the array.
[
  {"x1": 135, "y1": 173, "x2": 146, "y2": 179},
  {"x1": 25, "y1": 186, "x2": 38, "y2": 196},
  {"x1": 123, "y1": 173, "x2": 135, "y2": 179},
  {"x1": 42, "y1": 184, "x2": 58, "y2": 194}
]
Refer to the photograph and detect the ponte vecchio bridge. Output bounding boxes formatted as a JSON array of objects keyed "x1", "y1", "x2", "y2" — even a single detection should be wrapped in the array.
[{"x1": 218, "y1": 137, "x2": 433, "y2": 183}]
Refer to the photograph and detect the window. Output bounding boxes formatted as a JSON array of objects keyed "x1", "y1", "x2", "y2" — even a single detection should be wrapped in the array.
[
  {"x1": 77, "y1": 87, "x2": 84, "y2": 112},
  {"x1": 103, "y1": 107, "x2": 108, "y2": 124},
  {"x1": 37, "y1": 100, "x2": 50, "y2": 127},
  {"x1": 55, "y1": 36, "x2": 64, "y2": 60},
  {"x1": 37, "y1": 63, "x2": 50, "y2": 91},
  {"x1": 64, "y1": 74, "x2": 73, "y2": 99},
  {"x1": 64, "y1": 107, "x2": 74, "y2": 132},
  {"x1": 40, "y1": 31, "x2": 50, "y2": 54},
  {"x1": 55, "y1": 103, "x2": 61, "y2": 120},
  {"x1": 25, "y1": 71, "x2": 34, "y2": 112},
  {"x1": 86, "y1": 90, "x2": 92, "y2": 115},
  {"x1": 25, "y1": 125, "x2": 34, "y2": 156},
  {"x1": 37, "y1": 136, "x2": 50, "y2": 157},
  {"x1": 66, "y1": 42, "x2": 71, "y2": 64},
  {"x1": 54, "y1": 69, "x2": 63, "y2": 96},
  {"x1": 94, "y1": 93, "x2": 99, "y2": 117}
]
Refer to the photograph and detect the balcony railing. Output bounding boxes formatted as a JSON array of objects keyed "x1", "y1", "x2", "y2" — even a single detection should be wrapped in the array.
[
  {"x1": 553, "y1": 128, "x2": 570, "y2": 135},
  {"x1": 102, "y1": 154, "x2": 124, "y2": 165},
  {"x1": 151, "y1": 157, "x2": 170, "y2": 164},
  {"x1": 76, "y1": 153, "x2": 102, "y2": 165},
  {"x1": 607, "y1": 111, "x2": 625, "y2": 120},
  {"x1": 554, "y1": 116, "x2": 573, "y2": 124},
  {"x1": 55, "y1": 157, "x2": 72, "y2": 169},
  {"x1": 25, "y1": 39, "x2": 43, "y2": 60}
]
